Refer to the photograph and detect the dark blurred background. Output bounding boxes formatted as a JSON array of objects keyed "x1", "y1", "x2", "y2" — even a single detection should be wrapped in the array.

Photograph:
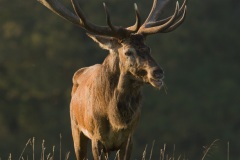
[{"x1": 1, "y1": 0, "x2": 240, "y2": 159}]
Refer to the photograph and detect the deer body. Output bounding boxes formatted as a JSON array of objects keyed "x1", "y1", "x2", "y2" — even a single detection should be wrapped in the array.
[
  {"x1": 70, "y1": 43, "x2": 144, "y2": 159},
  {"x1": 38, "y1": 0, "x2": 187, "y2": 159},
  {"x1": 71, "y1": 64, "x2": 141, "y2": 152}
]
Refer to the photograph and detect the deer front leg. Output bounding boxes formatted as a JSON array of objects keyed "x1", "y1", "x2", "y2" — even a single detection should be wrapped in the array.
[
  {"x1": 92, "y1": 139, "x2": 109, "y2": 160},
  {"x1": 71, "y1": 124, "x2": 89, "y2": 160},
  {"x1": 117, "y1": 137, "x2": 133, "y2": 160}
]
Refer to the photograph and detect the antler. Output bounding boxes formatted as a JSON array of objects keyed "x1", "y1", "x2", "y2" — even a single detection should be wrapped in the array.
[
  {"x1": 137, "y1": 0, "x2": 187, "y2": 36},
  {"x1": 38, "y1": 0, "x2": 141, "y2": 39}
]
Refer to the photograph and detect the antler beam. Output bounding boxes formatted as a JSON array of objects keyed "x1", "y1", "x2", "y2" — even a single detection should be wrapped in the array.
[
  {"x1": 38, "y1": 0, "x2": 187, "y2": 38},
  {"x1": 38, "y1": 0, "x2": 141, "y2": 39}
]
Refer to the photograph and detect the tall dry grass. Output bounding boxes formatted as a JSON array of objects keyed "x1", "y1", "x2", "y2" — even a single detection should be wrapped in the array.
[{"x1": 5, "y1": 137, "x2": 229, "y2": 160}]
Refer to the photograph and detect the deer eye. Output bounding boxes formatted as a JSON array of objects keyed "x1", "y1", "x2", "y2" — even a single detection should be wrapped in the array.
[{"x1": 125, "y1": 51, "x2": 133, "y2": 56}]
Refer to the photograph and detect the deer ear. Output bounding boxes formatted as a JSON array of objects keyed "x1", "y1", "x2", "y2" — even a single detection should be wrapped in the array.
[{"x1": 87, "y1": 34, "x2": 120, "y2": 50}]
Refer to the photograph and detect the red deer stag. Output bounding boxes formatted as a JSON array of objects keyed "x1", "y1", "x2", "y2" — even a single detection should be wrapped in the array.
[{"x1": 38, "y1": 0, "x2": 187, "y2": 159}]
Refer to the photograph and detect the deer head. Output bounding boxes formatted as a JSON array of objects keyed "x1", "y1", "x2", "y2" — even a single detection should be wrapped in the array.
[{"x1": 38, "y1": 0, "x2": 187, "y2": 90}]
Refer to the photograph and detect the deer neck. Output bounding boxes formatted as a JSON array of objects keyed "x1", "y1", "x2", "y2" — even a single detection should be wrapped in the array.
[
  {"x1": 111, "y1": 73, "x2": 142, "y2": 129},
  {"x1": 103, "y1": 52, "x2": 142, "y2": 129},
  {"x1": 102, "y1": 51, "x2": 142, "y2": 96}
]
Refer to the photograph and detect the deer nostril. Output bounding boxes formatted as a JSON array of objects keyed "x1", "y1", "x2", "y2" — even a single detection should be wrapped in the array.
[{"x1": 153, "y1": 69, "x2": 164, "y2": 79}]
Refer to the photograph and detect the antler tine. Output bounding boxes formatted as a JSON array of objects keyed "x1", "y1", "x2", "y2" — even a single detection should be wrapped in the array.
[
  {"x1": 143, "y1": 0, "x2": 170, "y2": 25},
  {"x1": 70, "y1": 0, "x2": 117, "y2": 36},
  {"x1": 70, "y1": 0, "x2": 86, "y2": 25},
  {"x1": 38, "y1": 0, "x2": 81, "y2": 25},
  {"x1": 179, "y1": 0, "x2": 187, "y2": 14},
  {"x1": 127, "y1": 3, "x2": 141, "y2": 32},
  {"x1": 149, "y1": 0, "x2": 187, "y2": 27},
  {"x1": 39, "y1": 0, "x2": 139, "y2": 39},
  {"x1": 103, "y1": 3, "x2": 118, "y2": 33},
  {"x1": 103, "y1": 2, "x2": 142, "y2": 35},
  {"x1": 161, "y1": 5, "x2": 187, "y2": 33},
  {"x1": 137, "y1": 0, "x2": 187, "y2": 36},
  {"x1": 154, "y1": 1, "x2": 179, "y2": 31},
  {"x1": 138, "y1": 1, "x2": 179, "y2": 36}
]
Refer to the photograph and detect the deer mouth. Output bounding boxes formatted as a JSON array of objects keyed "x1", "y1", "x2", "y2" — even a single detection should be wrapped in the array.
[{"x1": 149, "y1": 78, "x2": 163, "y2": 89}]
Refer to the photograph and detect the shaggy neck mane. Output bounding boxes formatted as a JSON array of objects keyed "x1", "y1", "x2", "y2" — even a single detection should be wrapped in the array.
[{"x1": 98, "y1": 51, "x2": 142, "y2": 127}]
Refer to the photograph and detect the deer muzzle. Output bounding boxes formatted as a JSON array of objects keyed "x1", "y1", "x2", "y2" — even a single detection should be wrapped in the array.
[{"x1": 149, "y1": 68, "x2": 164, "y2": 89}]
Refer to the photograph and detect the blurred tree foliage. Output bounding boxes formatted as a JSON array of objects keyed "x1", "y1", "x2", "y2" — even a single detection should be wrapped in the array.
[{"x1": 0, "y1": 0, "x2": 240, "y2": 159}]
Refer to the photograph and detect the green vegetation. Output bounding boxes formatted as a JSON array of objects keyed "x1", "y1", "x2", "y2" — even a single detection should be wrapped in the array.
[{"x1": 0, "y1": 0, "x2": 240, "y2": 159}]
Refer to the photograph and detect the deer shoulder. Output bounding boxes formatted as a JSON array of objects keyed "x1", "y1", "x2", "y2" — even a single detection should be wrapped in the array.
[{"x1": 71, "y1": 64, "x2": 101, "y2": 95}]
